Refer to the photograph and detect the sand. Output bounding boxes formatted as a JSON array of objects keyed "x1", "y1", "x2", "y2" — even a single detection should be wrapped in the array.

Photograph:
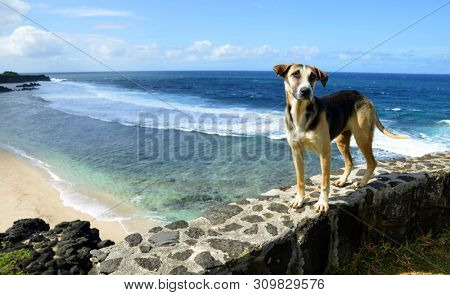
[{"x1": 0, "y1": 148, "x2": 159, "y2": 242}]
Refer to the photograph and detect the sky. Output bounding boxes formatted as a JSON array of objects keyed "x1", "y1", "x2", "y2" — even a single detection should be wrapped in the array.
[{"x1": 0, "y1": 0, "x2": 449, "y2": 73}]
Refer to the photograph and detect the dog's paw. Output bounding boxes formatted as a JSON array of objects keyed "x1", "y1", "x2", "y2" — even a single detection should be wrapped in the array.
[
  {"x1": 332, "y1": 178, "x2": 347, "y2": 187},
  {"x1": 289, "y1": 195, "x2": 304, "y2": 209},
  {"x1": 313, "y1": 199, "x2": 329, "y2": 213}
]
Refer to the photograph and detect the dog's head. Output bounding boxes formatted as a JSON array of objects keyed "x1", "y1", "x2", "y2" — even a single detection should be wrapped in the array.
[{"x1": 273, "y1": 64, "x2": 328, "y2": 100}]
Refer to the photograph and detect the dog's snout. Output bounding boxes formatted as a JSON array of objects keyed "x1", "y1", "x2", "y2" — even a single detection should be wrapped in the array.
[{"x1": 300, "y1": 87, "x2": 311, "y2": 96}]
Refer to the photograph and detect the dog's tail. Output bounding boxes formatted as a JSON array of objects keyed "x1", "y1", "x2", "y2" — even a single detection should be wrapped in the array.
[{"x1": 375, "y1": 112, "x2": 410, "y2": 139}]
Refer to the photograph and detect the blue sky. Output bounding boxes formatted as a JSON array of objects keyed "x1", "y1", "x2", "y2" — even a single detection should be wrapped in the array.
[{"x1": 0, "y1": 0, "x2": 449, "y2": 73}]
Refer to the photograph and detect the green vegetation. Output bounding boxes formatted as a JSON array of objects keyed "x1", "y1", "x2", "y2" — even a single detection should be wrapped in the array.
[
  {"x1": 331, "y1": 229, "x2": 450, "y2": 275},
  {"x1": 0, "y1": 248, "x2": 31, "y2": 275},
  {"x1": 1, "y1": 71, "x2": 19, "y2": 76}
]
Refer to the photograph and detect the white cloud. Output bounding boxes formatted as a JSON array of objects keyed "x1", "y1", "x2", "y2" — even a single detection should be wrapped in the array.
[
  {"x1": 0, "y1": 25, "x2": 158, "y2": 63},
  {"x1": 49, "y1": 7, "x2": 132, "y2": 17},
  {"x1": 165, "y1": 40, "x2": 279, "y2": 62},
  {"x1": 290, "y1": 45, "x2": 320, "y2": 60},
  {"x1": 0, "y1": 0, "x2": 30, "y2": 31},
  {"x1": 0, "y1": 26, "x2": 65, "y2": 57},
  {"x1": 186, "y1": 40, "x2": 212, "y2": 53}
]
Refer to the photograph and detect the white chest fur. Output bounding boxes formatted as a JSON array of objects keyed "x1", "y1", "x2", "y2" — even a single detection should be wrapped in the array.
[{"x1": 286, "y1": 126, "x2": 319, "y2": 151}]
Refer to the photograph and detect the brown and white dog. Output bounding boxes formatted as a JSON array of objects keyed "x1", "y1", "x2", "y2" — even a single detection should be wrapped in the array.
[{"x1": 273, "y1": 63, "x2": 408, "y2": 213}]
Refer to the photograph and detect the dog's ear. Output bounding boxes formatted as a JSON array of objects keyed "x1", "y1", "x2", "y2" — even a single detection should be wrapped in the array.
[
  {"x1": 273, "y1": 64, "x2": 291, "y2": 78},
  {"x1": 313, "y1": 67, "x2": 328, "y2": 87}
]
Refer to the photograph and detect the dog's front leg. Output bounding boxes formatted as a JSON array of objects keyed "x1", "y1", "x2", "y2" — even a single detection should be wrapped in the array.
[
  {"x1": 314, "y1": 145, "x2": 331, "y2": 213},
  {"x1": 289, "y1": 147, "x2": 305, "y2": 209}
]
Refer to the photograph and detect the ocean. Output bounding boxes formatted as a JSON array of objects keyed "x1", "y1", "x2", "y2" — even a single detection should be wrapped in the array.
[{"x1": 0, "y1": 71, "x2": 449, "y2": 225}]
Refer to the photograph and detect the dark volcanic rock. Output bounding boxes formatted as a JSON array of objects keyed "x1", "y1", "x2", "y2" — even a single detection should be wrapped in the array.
[
  {"x1": 267, "y1": 203, "x2": 289, "y2": 214},
  {"x1": 125, "y1": 233, "x2": 143, "y2": 247},
  {"x1": 139, "y1": 245, "x2": 152, "y2": 253},
  {"x1": 134, "y1": 257, "x2": 162, "y2": 272},
  {"x1": 0, "y1": 72, "x2": 50, "y2": 83},
  {"x1": 185, "y1": 227, "x2": 205, "y2": 239},
  {"x1": 0, "y1": 218, "x2": 115, "y2": 275},
  {"x1": 169, "y1": 265, "x2": 192, "y2": 275},
  {"x1": 243, "y1": 224, "x2": 258, "y2": 235},
  {"x1": 208, "y1": 239, "x2": 253, "y2": 260},
  {"x1": 265, "y1": 224, "x2": 278, "y2": 236},
  {"x1": 202, "y1": 204, "x2": 243, "y2": 225},
  {"x1": 168, "y1": 249, "x2": 193, "y2": 261},
  {"x1": 4, "y1": 218, "x2": 50, "y2": 243},
  {"x1": 149, "y1": 231, "x2": 180, "y2": 246},
  {"x1": 165, "y1": 220, "x2": 189, "y2": 230},
  {"x1": 194, "y1": 251, "x2": 221, "y2": 269},
  {"x1": 16, "y1": 82, "x2": 40, "y2": 87},
  {"x1": 100, "y1": 258, "x2": 123, "y2": 274},
  {"x1": 241, "y1": 215, "x2": 264, "y2": 223},
  {"x1": 219, "y1": 223, "x2": 243, "y2": 232},
  {"x1": 0, "y1": 86, "x2": 13, "y2": 93}
]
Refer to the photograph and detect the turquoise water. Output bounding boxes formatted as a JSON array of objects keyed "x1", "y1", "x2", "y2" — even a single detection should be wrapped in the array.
[{"x1": 0, "y1": 72, "x2": 448, "y2": 222}]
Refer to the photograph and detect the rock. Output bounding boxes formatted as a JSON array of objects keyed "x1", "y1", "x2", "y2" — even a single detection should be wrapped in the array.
[
  {"x1": 97, "y1": 240, "x2": 114, "y2": 249},
  {"x1": 149, "y1": 231, "x2": 179, "y2": 246},
  {"x1": 4, "y1": 218, "x2": 49, "y2": 243},
  {"x1": 185, "y1": 227, "x2": 205, "y2": 239},
  {"x1": 207, "y1": 230, "x2": 220, "y2": 236},
  {"x1": 282, "y1": 220, "x2": 294, "y2": 228},
  {"x1": 241, "y1": 215, "x2": 264, "y2": 223},
  {"x1": 0, "y1": 72, "x2": 50, "y2": 83},
  {"x1": 16, "y1": 82, "x2": 40, "y2": 87},
  {"x1": 0, "y1": 218, "x2": 116, "y2": 275},
  {"x1": 236, "y1": 199, "x2": 250, "y2": 205},
  {"x1": 194, "y1": 252, "x2": 221, "y2": 269},
  {"x1": 252, "y1": 204, "x2": 263, "y2": 212},
  {"x1": 91, "y1": 250, "x2": 108, "y2": 262},
  {"x1": 208, "y1": 239, "x2": 253, "y2": 260},
  {"x1": 184, "y1": 239, "x2": 197, "y2": 246},
  {"x1": 263, "y1": 213, "x2": 274, "y2": 219},
  {"x1": 134, "y1": 257, "x2": 162, "y2": 272},
  {"x1": 265, "y1": 224, "x2": 278, "y2": 236},
  {"x1": 0, "y1": 86, "x2": 13, "y2": 93},
  {"x1": 202, "y1": 204, "x2": 243, "y2": 225},
  {"x1": 149, "y1": 226, "x2": 163, "y2": 233},
  {"x1": 125, "y1": 233, "x2": 143, "y2": 247},
  {"x1": 169, "y1": 266, "x2": 192, "y2": 275},
  {"x1": 267, "y1": 203, "x2": 289, "y2": 214},
  {"x1": 397, "y1": 175, "x2": 416, "y2": 182},
  {"x1": 243, "y1": 224, "x2": 258, "y2": 235},
  {"x1": 139, "y1": 245, "x2": 152, "y2": 253},
  {"x1": 219, "y1": 223, "x2": 243, "y2": 232},
  {"x1": 165, "y1": 220, "x2": 189, "y2": 230},
  {"x1": 100, "y1": 258, "x2": 123, "y2": 274},
  {"x1": 168, "y1": 249, "x2": 193, "y2": 261}
]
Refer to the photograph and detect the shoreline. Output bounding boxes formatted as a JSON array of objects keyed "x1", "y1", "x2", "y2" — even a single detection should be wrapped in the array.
[{"x1": 0, "y1": 148, "x2": 160, "y2": 242}]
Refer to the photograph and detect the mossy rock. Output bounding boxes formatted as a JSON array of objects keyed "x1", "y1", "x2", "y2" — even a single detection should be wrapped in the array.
[{"x1": 0, "y1": 248, "x2": 31, "y2": 275}]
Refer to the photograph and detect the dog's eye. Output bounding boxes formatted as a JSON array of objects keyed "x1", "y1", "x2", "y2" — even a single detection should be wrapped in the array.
[
  {"x1": 292, "y1": 71, "x2": 300, "y2": 78},
  {"x1": 309, "y1": 73, "x2": 317, "y2": 80}
]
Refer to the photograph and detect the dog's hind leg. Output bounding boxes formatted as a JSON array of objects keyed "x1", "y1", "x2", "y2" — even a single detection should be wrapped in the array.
[
  {"x1": 332, "y1": 130, "x2": 353, "y2": 187},
  {"x1": 352, "y1": 109, "x2": 377, "y2": 188}
]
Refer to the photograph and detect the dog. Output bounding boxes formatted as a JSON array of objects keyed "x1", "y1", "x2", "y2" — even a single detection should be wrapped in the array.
[{"x1": 273, "y1": 63, "x2": 409, "y2": 213}]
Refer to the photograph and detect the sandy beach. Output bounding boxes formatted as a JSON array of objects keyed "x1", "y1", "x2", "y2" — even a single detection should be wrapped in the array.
[{"x1": 0, "y1": 148, "x2": 158, "y2": 242}]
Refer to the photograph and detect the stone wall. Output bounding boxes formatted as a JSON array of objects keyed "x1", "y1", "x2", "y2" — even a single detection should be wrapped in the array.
[{"x1": 90, "y1": 151, "x2": 450, "y2": 275}]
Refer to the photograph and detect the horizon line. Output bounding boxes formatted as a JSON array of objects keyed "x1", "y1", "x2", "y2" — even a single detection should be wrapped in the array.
[{"x1": 9, "y1": 70, "x2": 450, "y2": 76}]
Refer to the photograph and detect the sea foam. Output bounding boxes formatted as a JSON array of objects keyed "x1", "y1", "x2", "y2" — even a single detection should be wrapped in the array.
[{"x1": 36, "y1": 79, "x2": 448, "y2": 158}]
